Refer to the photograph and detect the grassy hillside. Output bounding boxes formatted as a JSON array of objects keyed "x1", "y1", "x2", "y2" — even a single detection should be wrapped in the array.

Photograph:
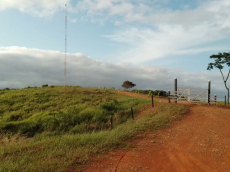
[
  {"x1": 0, "y1": 86, "x2": 150, "y2": 137},
  {"x1": 0, "y1": 86, "x2": 188, "y2": 171}
]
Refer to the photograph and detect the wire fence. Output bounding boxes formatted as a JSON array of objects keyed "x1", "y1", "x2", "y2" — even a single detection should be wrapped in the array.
[{"x1": 83, "y1": 103, "x2": 153, "y2": 133}]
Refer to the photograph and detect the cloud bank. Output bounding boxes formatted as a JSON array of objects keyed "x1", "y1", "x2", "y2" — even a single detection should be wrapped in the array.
[
  {"x1": 103, "y1": 0, "x2": 230, "y2": 62},
  {"x1": 0, "y1": 47, "x2": 227, "y2": 99},
  {"x1": 1, "y1": 0, "x2": 230, "y2": 63}
]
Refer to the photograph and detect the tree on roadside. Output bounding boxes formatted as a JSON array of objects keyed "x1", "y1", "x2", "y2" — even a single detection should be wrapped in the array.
[
  {"x1": 207, "y1": 52, "x2": 230, "y2": 104},
  {"x1": 121, "y1": 80, "x2": 136, "y2": 90}
]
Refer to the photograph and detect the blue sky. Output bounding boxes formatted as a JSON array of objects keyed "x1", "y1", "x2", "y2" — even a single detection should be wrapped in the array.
[{"x1": 0, "y1": 0, "x2": 230, "y2": 99}]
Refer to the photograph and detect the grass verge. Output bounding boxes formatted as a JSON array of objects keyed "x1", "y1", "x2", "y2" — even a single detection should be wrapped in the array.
[{"x1": 0, "y1": 102, "x2": 188, "y2": 172}]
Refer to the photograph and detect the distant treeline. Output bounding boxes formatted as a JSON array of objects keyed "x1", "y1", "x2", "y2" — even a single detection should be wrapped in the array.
[
  {"x1": 131, "y1": 89, "x2": 168, "y2": 97},
  {"x1": 1, "y1": 86, "x2": 167, "y2": 97}
]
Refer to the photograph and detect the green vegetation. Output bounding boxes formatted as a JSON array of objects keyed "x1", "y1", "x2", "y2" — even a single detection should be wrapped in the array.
[
  {"x1": 0, "y1": 86, "x2": 150, "y2": 137},
  {"x1": 215, "y1": 101, "x2": 230, "y2": 106},
  {"x1": 0, "y1": 86, "x2": 188, "y2": 171},
  {"x1": 132, "y1": 89, "x2": 168, "y2": 97}
]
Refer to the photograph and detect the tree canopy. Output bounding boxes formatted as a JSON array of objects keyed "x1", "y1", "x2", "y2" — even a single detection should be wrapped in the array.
[
  {"x1": 121, "y1": 80, "x2": 136, "y2": 90},
  {"x1": 207, "y1": 52, "x2": 230, "y2": 104},
  {"x1": 207, "y1": 53, "x2": 230, "y2": 70}
]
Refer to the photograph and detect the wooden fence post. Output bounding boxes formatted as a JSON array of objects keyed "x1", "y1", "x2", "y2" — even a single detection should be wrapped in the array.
[
  {"x1": 85, "y1": 124, "x2": 87, "y2": 133},
  {"x1": 214, "y1": 94, "x2": 217, "y2": 105},
  {"x1": 174, "y1": 78, "x2": 177, "y2": 103},
  {"x1": 131, "y1": 106, "x2": 134, "y2": 120},
  {"x1": 151, "y1": 94, "x2": 154, "y2": 108},
  {"x1": 225, "y1": 95, "x2": 226, "y2": 106},
  {"x1": 168, "y1": 90, "x2": 171, "y2": 103},
  {"x1": 208, "y1": 80, "x2": 211, "y2": 105},
  {"x1": 110, "y1": 115, "x2": 113, "y2": 130}
]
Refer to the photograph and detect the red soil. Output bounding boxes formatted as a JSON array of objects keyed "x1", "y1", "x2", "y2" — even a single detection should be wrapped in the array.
[{"x1": 83, "y1": 92, "x2": 230, "y2": 172}]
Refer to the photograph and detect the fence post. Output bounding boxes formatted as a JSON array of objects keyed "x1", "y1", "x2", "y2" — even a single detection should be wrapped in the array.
[
  {"x1": 110, "y1": 115, "x2": 113, "y2": 130},
  {"x1": 168, "y1": 90, "x2": 171, "y2": 103},
  {"x1": 214, "y1": 94, "x2": 217, "y2": 105},
  {"x1": 131, "y1": 106, "x2": 134, "y2": 120},
  {"x1": 225, "y1": 95, "x2": 226, "y2": 106},
  {"x1": 208, "y1": 80, "x2": 211, "y2": 105},
  {"x1": 151, "y1": 94, "x2": 154, "y2": 108},
  {"x1": 85, "y1": 124, "x2": 87, "y2": 133},
  {"x1": 174, "y1": 78, "x2": 177, "y2": 103}
]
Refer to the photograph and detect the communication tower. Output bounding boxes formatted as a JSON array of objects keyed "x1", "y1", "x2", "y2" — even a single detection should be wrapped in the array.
[{"x1": 64, "y1": 0, "x2": 67, "y2": 88}]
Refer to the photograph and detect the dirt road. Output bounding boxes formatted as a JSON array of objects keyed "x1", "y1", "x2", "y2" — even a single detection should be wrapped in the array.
[{"x1": 83, "y1": 94, "x2": 230, "y2": 172}]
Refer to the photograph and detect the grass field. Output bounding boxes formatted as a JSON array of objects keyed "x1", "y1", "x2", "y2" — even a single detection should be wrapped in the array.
[
  {"x1": 0, "y1": 86, "x2": 150, "y2": 136},
  {"x1": 216, "y1": 101, "x2": 230, "y2": 106},
  {"x1": 0, "y1": 86, "x2": 188, "y2": 171}
]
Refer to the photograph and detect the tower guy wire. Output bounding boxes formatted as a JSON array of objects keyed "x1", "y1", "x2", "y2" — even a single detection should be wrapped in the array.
[{"x1": 64, "y1": 0, "x2": 67, "y2": 89}]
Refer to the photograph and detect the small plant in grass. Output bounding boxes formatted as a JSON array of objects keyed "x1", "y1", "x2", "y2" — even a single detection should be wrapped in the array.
[{"x1": 148, "y1": 90, "x2": 153, "y2": 97}]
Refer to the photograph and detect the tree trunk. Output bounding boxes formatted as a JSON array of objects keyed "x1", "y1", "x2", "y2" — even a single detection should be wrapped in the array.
[
  {"x1": 228, "y1": 88, "x2": 230, "y2": 105},
  {"x1": 225, "y1": 84, "x2": 230, "y2": 104},
  {"x1": 223, "y1": 80, "x2": 229, "y2": 104}
]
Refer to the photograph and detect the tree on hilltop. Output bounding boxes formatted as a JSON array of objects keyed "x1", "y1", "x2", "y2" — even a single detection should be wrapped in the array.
[
  {"x1": 207, "y1": 52, "x2": 230, "y2": 104},
  {"x1": 121, "y1": 80, "x2": 136, "y2": 90}
]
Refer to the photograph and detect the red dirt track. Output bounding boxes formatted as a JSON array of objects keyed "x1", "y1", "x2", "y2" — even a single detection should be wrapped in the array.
[{"x1": 83, "y1": 93, "x2": 230, "y2": 172}]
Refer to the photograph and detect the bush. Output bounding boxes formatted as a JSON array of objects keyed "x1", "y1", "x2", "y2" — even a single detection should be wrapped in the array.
[{"x1": 100, "y1": 99, "x2": 119, "y2": 112}]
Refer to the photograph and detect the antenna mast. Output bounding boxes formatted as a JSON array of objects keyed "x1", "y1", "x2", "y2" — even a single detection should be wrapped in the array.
[{"x1": 64, "y1": 0, "x2": 67, "y2": 88}]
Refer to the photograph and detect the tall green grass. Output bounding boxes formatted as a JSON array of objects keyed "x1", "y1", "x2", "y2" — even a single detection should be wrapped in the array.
[
  {"x1": 0, "y1": 86, "x2": 149, "y2": 137},
  {"x1": 0, "y1": 96, "x2": 188, "y2": 172}
]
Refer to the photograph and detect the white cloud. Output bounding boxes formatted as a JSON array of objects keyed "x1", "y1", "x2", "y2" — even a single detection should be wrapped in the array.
[
  {"x1": 1, "y1": 0, "x2": 230, "y2": 65},
  {"x1": 106, "y1": 25, "x2": 228, "y2": 63},
  {"x1": 2, "y1": 0, "x2": 230, "y2": 28},
  {"x1": 75, "y1": 0, "x2": 154, "y2": 23},
  {"x1": 73, "y1": 0, "x2": 230, "y2": 27},
  {"x1": 103, "y1": 0, "x2": 230, "y2": 63},
  {"x1": 0, "y1": 0, "x2": 68, "y2": 17},
  {"x1": 0, "y1": 46, "x2": 227, "y2": 99},
  {"x1": 0, "y1": 0, "x2": 155, "y2": 20},
  {"x1": 68, "y1": 17, "x2": 77, "y2": 23}
]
